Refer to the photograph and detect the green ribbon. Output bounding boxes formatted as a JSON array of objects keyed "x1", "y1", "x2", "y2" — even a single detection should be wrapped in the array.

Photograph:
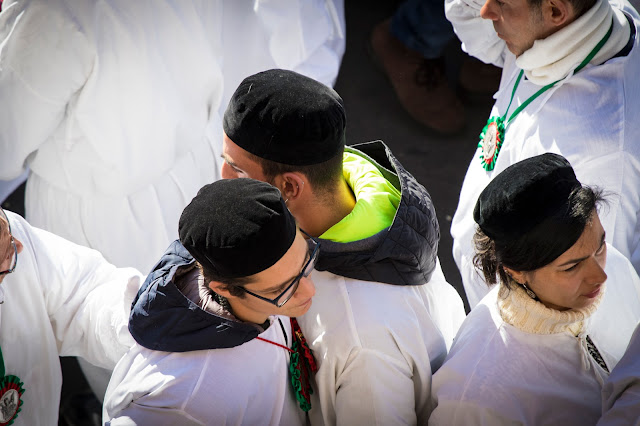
[
  {"x1": 479, "y1": 18, "x2": 614, "y2": 171},
  {"x1": 505, "y1": 18, "x2": 613, "y2": 126}
]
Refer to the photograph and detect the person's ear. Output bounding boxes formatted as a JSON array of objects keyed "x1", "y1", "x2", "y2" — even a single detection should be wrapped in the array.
[
  {"x1": 543, "y1": 0, "x2": 574, "y2": 27},
  {"x1": 504, "y1": 267, "x2": 527, "y2": 284},
  {"x1": 276, "y1": 172, "x2": 306, "y2": 204}
]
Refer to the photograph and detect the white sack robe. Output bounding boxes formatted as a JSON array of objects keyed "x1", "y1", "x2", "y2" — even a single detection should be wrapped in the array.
[
  {"x1": 103, "y1": 316, "x2": 305, "y2": 426},
  {"x1": 598, "y1": 321, "x2": 640, "y2": 425},
  {"x1": 0, "y1": 211, "x2": 142, "y2": 424},
  {"x1": 298, "y1": 262, "x2": 466, "y2": 425},
  {"x1": 429, "y1": 244, "x2": 640, "y2": 425},
  {"x1": 0, "y1": 0, "x2": 345, "y2": 274},
  {"x1": 446, "y1": 0, "x2": 640, "y2": 308},
  {"x1": 218, "y1": 0, "x2": 345, "y2": 117}
]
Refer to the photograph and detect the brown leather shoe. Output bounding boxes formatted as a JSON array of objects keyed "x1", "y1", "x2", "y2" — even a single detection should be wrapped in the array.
[{"x1": 370, "y1": 19, "x2": 465, "y2": 135}]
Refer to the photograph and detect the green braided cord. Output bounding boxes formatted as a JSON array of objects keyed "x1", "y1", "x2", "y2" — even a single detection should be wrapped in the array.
[{"x1": 289, "y1": 339, "x2": 312, "y2": 412}]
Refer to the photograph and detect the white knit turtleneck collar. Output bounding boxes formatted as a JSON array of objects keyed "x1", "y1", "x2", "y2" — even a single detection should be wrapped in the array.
[
  {"x1": 515, "y1": 0, "x2": 630, "y2": 85},
  {"x1": 498, "y1": 282, "x2": 605, "y2": 335}
]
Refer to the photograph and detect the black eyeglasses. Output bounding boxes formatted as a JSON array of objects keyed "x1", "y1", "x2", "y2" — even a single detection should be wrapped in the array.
[
  {"x1": 0, "y1": 208, "x2": 18, "y2": 276},
  {"x1": 234, "y1": 235, "x2": 319, "y2": 307}
]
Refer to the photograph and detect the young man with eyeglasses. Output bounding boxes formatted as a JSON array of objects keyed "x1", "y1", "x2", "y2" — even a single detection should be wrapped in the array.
[
  {"x1": 219, "y1": 69, "x2": 466, "y2": 425},
  {"x1": 104, "y1": 178, "x2": 317, "y2": 425},
  {"x1": 0, "y1": 207, "x2": 143, "y2": 423}
]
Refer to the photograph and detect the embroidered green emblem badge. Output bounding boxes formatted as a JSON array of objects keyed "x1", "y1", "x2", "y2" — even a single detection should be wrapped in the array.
[
  {"x1": 478, "y1": 116, "x2": 504, "y2": 171},
  {"x1": 0, "y1": 375, "x2": 24, "y2": 426}
]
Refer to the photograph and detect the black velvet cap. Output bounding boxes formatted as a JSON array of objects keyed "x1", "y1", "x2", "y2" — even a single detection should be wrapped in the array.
[
  {"x1": 179, "y1": 179, "x2": 296, "y2": 279},
  {"x1": 223, "y1": 69, "x2": 346, "y2": 166},
  {"x1": 474, "y1": 153, "x2": 582, "y2": 247}
]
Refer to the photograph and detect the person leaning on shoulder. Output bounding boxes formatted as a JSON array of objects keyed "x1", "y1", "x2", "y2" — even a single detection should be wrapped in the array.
[{"x1": 104, "y1": 178, "x2": 318, "y2": 425}]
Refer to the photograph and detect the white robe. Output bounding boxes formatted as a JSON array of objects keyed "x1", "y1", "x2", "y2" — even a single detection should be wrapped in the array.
[
  {"x1": 446, "y1": 0, "x2": 640, "y2": 308},
  {"x1": 598, "y1": 321, "x2": 640, "y2": 425},
  {"x1": 0, "y1": 211, "x2": 142, "y2": 424},
  {"x1": 429, "y1": 244, "x2": 640, "y2": 425},
  {"x1": 298, "y1": 262, "x2": 466, "y2": 425},
  {"x1": 0, "y1": 0, "x2": 345, "y2": 274},
  {"x1": 103, "y1": 316, "x2": 305, "y2": 426},
  {"x1": 0, "y1": 0, "x2": 345, "y2": 399}
]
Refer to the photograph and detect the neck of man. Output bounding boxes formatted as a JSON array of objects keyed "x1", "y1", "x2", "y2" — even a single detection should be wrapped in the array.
[
  {"x1": 293, "y1": 178, "x2": 356, "y2": 238},
  {"x1": 227, "y1": 298, "x2": 270, "y2": 326}
]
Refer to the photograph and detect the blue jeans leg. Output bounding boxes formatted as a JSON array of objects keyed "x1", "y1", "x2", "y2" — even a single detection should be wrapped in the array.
[{"x1": 390, "y1": 0, "x2": 455, "y2": 59}]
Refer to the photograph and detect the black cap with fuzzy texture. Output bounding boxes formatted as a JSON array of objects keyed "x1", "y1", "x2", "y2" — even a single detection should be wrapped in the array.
[
  {"x1": 223, "y1": 69, "x2": 346, "y2": 165},
  {"x1": 179, "y1": 179, "x2": 296, "y2": 279},
  {"x1": 474, "y1": 153, "x2": 584, "y2": 268}
]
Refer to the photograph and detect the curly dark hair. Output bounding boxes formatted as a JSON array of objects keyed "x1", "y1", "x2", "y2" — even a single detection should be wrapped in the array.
[{"x1": 473, "y1": 185, "x2": 607, "y2": 290}]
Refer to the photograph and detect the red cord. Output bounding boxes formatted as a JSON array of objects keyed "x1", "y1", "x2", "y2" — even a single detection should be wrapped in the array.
[{"x1": 256, "y1": 336, "x2": 294, "y2": 353}]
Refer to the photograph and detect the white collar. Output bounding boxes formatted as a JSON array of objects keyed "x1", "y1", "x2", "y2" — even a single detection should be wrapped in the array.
[
  {"x1": 515, "y1": 0, "x2": 630, "y2": 85},
  {"x1": 498, "y1": 282, "x2": 604, "y2": 335}
]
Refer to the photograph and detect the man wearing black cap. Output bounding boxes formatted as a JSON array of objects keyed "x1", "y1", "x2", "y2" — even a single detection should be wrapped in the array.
[
  {"x1": 446, "y1": 0, "x2": 640, "y2": 309},
  {"x1": 103, "y1": 179, "x2": 317, "y2": 425},
  {"x1": 220, "y1": 69, "x2": 466, "y2": 425}
]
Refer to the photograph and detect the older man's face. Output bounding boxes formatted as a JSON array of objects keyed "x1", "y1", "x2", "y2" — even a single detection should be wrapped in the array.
[
  {"x1": 0, "y1": 211, "x2": 22, "y2": 284},
  {"x1": 480, "y1": 0, "x2": 556, "y2": 56}
]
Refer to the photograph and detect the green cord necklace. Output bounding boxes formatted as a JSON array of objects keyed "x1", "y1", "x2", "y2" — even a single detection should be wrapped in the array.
[{"x1": 478, "y1": 18, "x2": 614, "y2": 171}]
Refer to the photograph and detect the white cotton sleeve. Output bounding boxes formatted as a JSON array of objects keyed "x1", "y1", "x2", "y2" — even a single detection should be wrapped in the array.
[
  {"x1": 0, "y1": 0, "x2": 94, "y2": 180},
  {"x1": 11, "y1": 213, "x2": 143, "y2": 369},
  {"x1": 444, "y1": 0, "x2": 508, "y2": 67}
]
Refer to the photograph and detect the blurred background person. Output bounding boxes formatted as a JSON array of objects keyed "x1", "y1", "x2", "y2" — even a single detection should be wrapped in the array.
[{"x1": 369, "y1": 0, "x2": 501, "y2": 135}]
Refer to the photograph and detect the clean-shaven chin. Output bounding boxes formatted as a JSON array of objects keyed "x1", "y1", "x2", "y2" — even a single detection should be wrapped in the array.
[{"x1": 295, "y1": 298, "x2": 313, "y2": 315}]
